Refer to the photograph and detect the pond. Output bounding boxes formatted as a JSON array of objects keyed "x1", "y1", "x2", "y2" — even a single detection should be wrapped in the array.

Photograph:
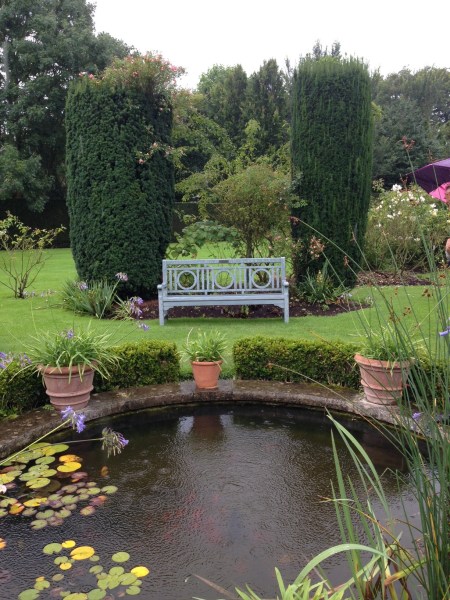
[{"x1": 1, "y1": 403, "x2": 419, "y2": 599}]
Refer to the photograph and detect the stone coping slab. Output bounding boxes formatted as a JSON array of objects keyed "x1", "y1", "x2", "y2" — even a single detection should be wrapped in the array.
[{"x1": 0, "y1": 380, "x2": 402, "y2": 459}]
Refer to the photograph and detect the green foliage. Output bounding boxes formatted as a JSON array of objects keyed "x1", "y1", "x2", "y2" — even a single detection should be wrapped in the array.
[
  {"x1": 0, "y1": 359, "x2": 47, "y2": 416},
  {"x1": 296, "y1": 261, "x2": 348, "y2": 307},
  {"x1": 61, "y1": 277, "x2": 122, "y2": 319},
  {"x1": 168, "y1": 220, "x2": 239, "y2": 258},
  {"x1": 95, "y1": 340, "x2": 180, "y2": 391},
  {"x1": 233, "y1": 336, "x2": 360, "y2": 388},
  {"x1": 66, "y1": 53, "x2": 179, "y2": 297},
  {"x1": 364, "y1": 184, "x2": 449, "y2": 272},
  {"x1": 0, "y1": 340, "x2": 180, "y2": 415},
  {"x1": 208, "y1": 163, "x2": 295, "y2": 257},
  {"x1": 0, "y1": 0, "x2": 130, "y2": 214},
  {"x1": 183, "y1": 330, "x2": 227, "y2": 362},
  {"x1": 291, "y1": 57, "x2": 374, "y2": 287},
  {"x1": 0, "y1": 212, "x2": 65, "y2": 298},
  {"x1": 24, "y1": 326, "x2": 121, "y2": 379}
]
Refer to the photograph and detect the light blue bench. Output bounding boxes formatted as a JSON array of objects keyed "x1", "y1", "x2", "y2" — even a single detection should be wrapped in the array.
[{"x1": 157, "y1": 257, "x2": 289, "y2": 325}]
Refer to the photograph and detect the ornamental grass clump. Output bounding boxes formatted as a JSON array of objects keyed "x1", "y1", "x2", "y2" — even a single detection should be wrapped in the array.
[
  {"x1": 183, "y1": 329, "x2": 227, "y2": 363},
  {"x1": 25, "y1": 326, "x2": 120, "y2": 379}
]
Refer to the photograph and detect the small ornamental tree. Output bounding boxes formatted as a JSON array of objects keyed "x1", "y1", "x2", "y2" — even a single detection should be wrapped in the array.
[
  {"x1": 65, "y1": 54, "x2": 184, "y2": 297},
  {"x1": 291, "y1": 57, "x2": 373, "y2": 287}
]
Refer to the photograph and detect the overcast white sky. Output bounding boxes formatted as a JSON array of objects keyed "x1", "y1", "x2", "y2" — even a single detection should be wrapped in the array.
[{"x1": 92, "y1": 0, "x2": 448, "y2": 89}]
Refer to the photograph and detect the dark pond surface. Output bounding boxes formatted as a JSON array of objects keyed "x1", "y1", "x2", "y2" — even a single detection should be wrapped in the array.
[{"x1": 1, "y1": 404, "x2": 420, "y2": 600}]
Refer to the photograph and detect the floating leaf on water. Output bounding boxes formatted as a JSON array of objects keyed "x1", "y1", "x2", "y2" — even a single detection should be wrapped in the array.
[
  {"x1": 0, "y1": 497, "x2": 16, "y2": 507},
  {"x1": 87, "y1": 589, "x2": 106, "y2": 600},
  {"x1": 22, "y1": 508, "x2": 37, "y2": 517},
  {"x1": 89, "y1": 565, "x2": 103, "y2": 574},
  {"x1": 18, "y1": 589, "x2": 40, "y2": 600},
  {"x1": 61, "y1": 484, "x2": 78, "y2": 494},
  {"x1": 57, "y1": 508, "x2": 72, "y2": 518},
  {"x1": 100, "y1": 466, "x2": 109, "y2": 477},
  {"x1": 0, "y1": 538, "x2": 6, "y2": 550},
  {"x1": 97, "y1": 579, "x2": 109, "y2": 591},
  {"x1": 35, "y1": 456, "x2": 55, "y2": 465},
  {"x1": 48, "y1": 515, "x2": 64, "y2": 527},
  {"x1": 9, "y1": 502, "x2": 25, "y2": 515},
  {"x1": 57, "y1": 462, "x2": 82, "y2": 473},
  {"x1": 34, "y1": 578, "x2": 50, "y2": 590},
  {"x1": 101, "y1": 486, "x2": 118, "y2": 495},
  {"x1": 52, "y1": 573, "x2": 65, "y2": 582},
  {"x1": 30, "y1": 519, "x2": 47, "y2": 530},
  {"x1": 61, "y1": 540, "x2": 76, "y2": 548},
  {"x1": 120, "y1": 573, "x2": 137, "y2": 586},
  {"x1": 59, "y1": 455, "x2": 82, "y2": 463},
  {"x1": 130, "y1": 566, "x2": 149, "y2": 578},
  {"x1": 15, "y1": 450, "x2": 42, "y2": 463},
  {"x1": 23, "y1": 497, "x2": 48, "y2": 508},
  {"x1": 85, "y1": 487, "x2": 101, "y2": 496},
  {"x1": 70, "y1": 546, "x2": 95, "y2": 560},
  {"x1": 89, "y1": 496, "x2": 107, "y2": 507},
  {"x1": 36, "y1": 509, "x2": 54, "y2": 520},
  {"x1": 59, "y1": 562, "x2": 72, "y2": 571},
  {"x1": 109, "y1": 566, "x2": 125, "y2": 576},
  {"x1": 71, "y1": 471, "x2": 88, "y2": 481},
  {"x1": 77, "y1": 493, "x2": 90, "y2": 501},
  {"x1": 80, "y1": 506, "x2": 95, "y2": 516},
  {"x1": 125, "y1": 585, "x2": 141, "y2": 595},
  {"x1": 112, "y1": 551, "x2": 130, "y2": 563},
  {"x1": 0, "y1": 509, "x2": 8, "y2": 518},
  {"x1": 27, "y1": 477, "x2": 51, "y2": 490},
  {"x1": 64, "y1": 594, "x2": 88, "y2": 600},
  {"x1": 54, "y1": 556, "x2": 69, "y2": 565},
  {"x1": 61, "y1": 495, "x2": 78, "y2": 505},
  {"x1": 41, "y1": 444, "x2": 70, "y2": 456},
  {"x1": 0, "y1": 471, "x2": 20, "y2": 484},
  {"x1": 43, "y1": 542, "x2": 63, "y2": 555},
  {"x1": 89, "y1": 555, "x2": 100, "y2": 562}
]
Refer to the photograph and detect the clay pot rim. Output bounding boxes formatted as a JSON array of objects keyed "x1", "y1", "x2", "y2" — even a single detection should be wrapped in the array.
[{"x1": 354, "y1": 353, "x2": 411, "y2": 369}]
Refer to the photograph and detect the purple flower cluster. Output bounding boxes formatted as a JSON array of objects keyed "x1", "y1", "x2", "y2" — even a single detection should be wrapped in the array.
[
  {"x1": 129, "y1": 296, "x2": 144, "y2": 318},
  {"x1": 101, "y1": 427, "x2": 129, "y2": 457},
  {"x1": 66, "y1": 329, "x2": 75, "y2": 339},
  {"x1": 61, "y1": 406, "x2": 86, "y2": 433},
  {"x1": 0, "y1": 352, "x2": 13, "y2": 370},
  {"x1": 78, "y1": 281, "x2": 88, "y2": 291},
  {"x1": 115, "y1": 272, "x2": 128, "y2": 282}
]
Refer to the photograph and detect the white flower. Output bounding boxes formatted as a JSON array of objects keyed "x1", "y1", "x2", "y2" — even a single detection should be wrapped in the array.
[
  {"x1": 0, "y1": 484, "x2": 7, "y2": 494},
  {"x1": 392, "y1": 184, "x2": 402, "y2": 192}
]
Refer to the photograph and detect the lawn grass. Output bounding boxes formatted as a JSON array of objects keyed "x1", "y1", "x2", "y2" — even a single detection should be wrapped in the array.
[{"x1": 0, "y1": 248, "x2": 447, "y2": 377}]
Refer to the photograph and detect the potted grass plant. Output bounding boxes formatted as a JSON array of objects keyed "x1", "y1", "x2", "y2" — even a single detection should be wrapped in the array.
[
  {"x1": 25, "y1": 326, "x2": 120, "y2": 411},
  {"x1": 183, "y1": 329, "x2": 227, "y2": 390},
  {"x1": 354, "y1": 324, "x2": 414, "y2": 405}
]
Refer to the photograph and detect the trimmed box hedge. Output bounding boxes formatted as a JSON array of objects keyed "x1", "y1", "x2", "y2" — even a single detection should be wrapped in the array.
[{"x1": 233, "y1": 336, "x2": 361, "y2": 389}]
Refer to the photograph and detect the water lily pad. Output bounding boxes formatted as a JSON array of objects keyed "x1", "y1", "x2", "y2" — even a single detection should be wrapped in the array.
[
  {"x1": 120, "y1": 573, "x2": 138, "y2": 585},
  {"x1": 61, "y1": 540, "x2": 76, "y2": 548},
  {"x1": 70, "y1": 546, "x2": 95, "y2": 560},
  {"x1": 85, "y1": 487, "x2": 101, "y2": 495},
  {"x1": 89, "y1": 565, "x2": 103, "y2": 574},
  {"x1": 34, "y1": 578, "x2": 50, "y2": 590},
  {"x1": 57, "y1": 462, "x2": 82, "y2": 473},
  {"x1": 71, "y1": 471, "x2": 88, "y2": 481},
  {"x1": 125, "y1": 586, "x2": 141, "y2": 596},
  {"x1": 24, "y1": 497, "x2": 47, "y2": 508},
  {"x1": 89, "y1": 555, "x2": 100, "y2": 562},
  {"x1": 87, "y1": 590, "x2": 106, "y2": 600},
  {"x1": 80, "y1": 506, "x2": 95, "y2": 516},
  {"x1": 56, "y1": 508, "x2": 72, "y2": 518},
  {"x1": 64, "y1": 594, "x2": 87, "y2": 600},
  {"x1": 59, "y1": 562, "x2": 72, "y2": 571},
  {"x1": 9, "y1": 502, "x2": 25, "y2": 515},
  {"x1": 15, "y1": 450, "x2": 42, "y2": 462},
  {"x1": 18, "y1": 589, "x2": 40, "y2": 600},
  {"x1": 130, "y1": 566, "x2": 149, "y2": 578},
  {"x1": 41, "y1": 444, "x2": 69, "y2": 456},
  {"x1": 43, "y1": 542, "x2": 63, "y2": 554},
  {"x1": 61, "y1": 484, "x2": 78, "y2": 494},
  {"x1": 0, "y1": 498, "x2": 16, "y2": 507},
  {"x1": 0, "y1": 471, "x2": 20, "y2": 484},
  {"x1": 26, "y1": 477, "x2": 51, "y2": 490},
  {"x1": 77, "y1": 493, "x2": 90, "y2": 501},
  {"x1": 109, "y1": 566, "x2": 124, "y2": 576},
  {"x1": 48, "y1": 515, "x2": 64, "y2": 526},
  {"x1": 30, "y1": 519, "x2": 47, "y2": 530},
  {"x1": 22, "y1": 508, "x2": 37, "y2": 517},
  {"x1": 59, "y1": 454, "x2": 82, "y2": 463},
  {"x1": 100, "y1": 485, "x2": 118, "y2": 494},
  {"x1": 36, "y1": 509, "x2": 54, "y2": 519},
  {"x1": 112, "y1": 551, "x2": 130, "y2": 563},
  {"x1": 35, "y1": 456, "x2": 55, "y2": 465},
  {"x1": 61, "y1": 494, "x2": 78, "y2": 505},
  {"x1": 52, "y1": 573, "x2": 65, "y2": 582}
]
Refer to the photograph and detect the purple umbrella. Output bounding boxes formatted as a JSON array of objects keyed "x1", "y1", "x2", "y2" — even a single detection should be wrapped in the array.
[{"x1": 406, "y1": 158, "x2": 450, "y2": 202}]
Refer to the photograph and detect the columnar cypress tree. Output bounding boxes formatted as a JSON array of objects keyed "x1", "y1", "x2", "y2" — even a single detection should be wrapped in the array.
[
  {"x1": 65, "y1": 54, "x2": 183, "y2": 297},
  {"x1": 290, "y1": 57, "x2": 373, "y2": 287}
]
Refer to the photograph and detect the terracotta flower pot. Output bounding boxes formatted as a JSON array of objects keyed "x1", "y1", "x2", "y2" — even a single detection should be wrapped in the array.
[
  {"x1": 354, "y1": 353, "x2": 410, "y2": 405},
  {"x1": 40, "y1": 364, "x2": 95, "y2": 411},
  {"x1": 191, "y1": 360, "x2": 222, "y2": 390}
]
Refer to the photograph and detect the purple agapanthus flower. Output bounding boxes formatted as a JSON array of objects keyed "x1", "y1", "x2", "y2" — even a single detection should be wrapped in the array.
[
  {"x1": 78, "y1": 281, "x2": 88, "y2": 291},
  {"x1": 115, "y1": 272, "x2": 128, "y2": 282},
  {"x1": 0, "y1": 352, "x2": 13, "y2": 370},
  {"x1": 412, "y1": 412, "x2": 422, "y2": 421},
  {"x1": 61, "y1": 406, "x2": 86, "y2": 433},
  {"x1": 138, "y1": 323, "x2": 149, "y2": 331},
  {"x1": 66, "y1": 329, "x2": 74, "y2": 339},
  {"x1": 101, "y1": 427, "x2": 129, "y2": 457}
]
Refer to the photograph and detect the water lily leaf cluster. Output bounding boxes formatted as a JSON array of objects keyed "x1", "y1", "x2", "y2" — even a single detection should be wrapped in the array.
[{"x1": 18, "y1": 540, "x2": 149, "y2": 599}]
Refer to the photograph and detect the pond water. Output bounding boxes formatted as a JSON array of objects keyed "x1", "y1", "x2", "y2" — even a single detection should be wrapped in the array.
[{"x1": 1, "y1": 404, "x2": 420, "y2": 600}]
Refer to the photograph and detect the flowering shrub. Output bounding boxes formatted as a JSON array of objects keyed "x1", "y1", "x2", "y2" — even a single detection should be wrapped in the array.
[{"x1": 364, "y1": 183, "x2": 450, "y2": 272}]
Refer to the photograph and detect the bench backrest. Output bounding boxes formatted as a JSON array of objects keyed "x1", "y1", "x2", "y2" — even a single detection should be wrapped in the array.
[{"x1": 162, "y1": 258, "x2": 286, "y2": 295}]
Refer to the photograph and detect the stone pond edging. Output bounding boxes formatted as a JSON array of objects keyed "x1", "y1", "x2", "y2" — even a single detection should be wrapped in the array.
[{"x1": 0, "y1": 380, "x2": 401, "y2": 459}]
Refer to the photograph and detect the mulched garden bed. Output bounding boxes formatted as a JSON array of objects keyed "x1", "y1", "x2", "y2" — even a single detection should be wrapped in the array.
[{"x1": 138, "y1": 270, "x2": 431, "y2": 321}]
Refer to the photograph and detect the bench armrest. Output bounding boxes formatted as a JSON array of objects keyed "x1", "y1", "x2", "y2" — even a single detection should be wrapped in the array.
[{"x1": 157, "y1": 283, "x2": 167, "y2": 291}]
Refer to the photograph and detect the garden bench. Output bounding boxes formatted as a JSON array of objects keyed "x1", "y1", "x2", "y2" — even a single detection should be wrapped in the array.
[{"x1": 157, "y1": 257, "x2": 289, "y2": 325}]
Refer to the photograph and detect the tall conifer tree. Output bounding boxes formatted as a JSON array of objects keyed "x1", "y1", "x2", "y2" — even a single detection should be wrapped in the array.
[{"x1": 291, "y1": 57, "x2": 373, "y2": 287}]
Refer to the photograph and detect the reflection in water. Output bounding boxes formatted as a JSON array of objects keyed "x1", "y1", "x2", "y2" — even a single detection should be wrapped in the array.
[{"x1": 1, "y1": 404, "x2": 418, "y2": 600}]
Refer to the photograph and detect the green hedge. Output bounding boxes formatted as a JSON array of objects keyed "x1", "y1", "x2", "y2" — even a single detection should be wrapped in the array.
[
  {"x1": 0, "y1": 340, "x2": 180, "y2": 417},
  {"x1": 233, "y1": 336, "x2": 361, "y2": 388}
]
